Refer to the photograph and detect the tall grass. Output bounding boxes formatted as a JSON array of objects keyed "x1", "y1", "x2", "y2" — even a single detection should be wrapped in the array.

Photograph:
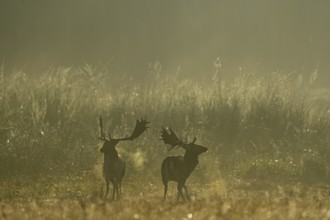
[{"x1": 0, "y1": 64, "x2": 329, "y2": 185}]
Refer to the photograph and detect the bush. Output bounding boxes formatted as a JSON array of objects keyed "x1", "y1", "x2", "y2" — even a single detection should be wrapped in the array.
[{"x1": 0, "y1": 64, "x2": 329, "y2": 185}]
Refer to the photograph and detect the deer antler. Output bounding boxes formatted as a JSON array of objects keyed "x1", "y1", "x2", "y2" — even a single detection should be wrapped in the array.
[
  {"x1": 160, "y1": 127, "x2": 184, "y2": 150},
  {"x1": 98, "y1": 116, "x2": 149, "y2": 142},
  {"x1": 98, "y1": 115, "x2": 108, "y2": 141},
  {"x1": 125, "y1": 117, "x2": 149, "y2": 141}
]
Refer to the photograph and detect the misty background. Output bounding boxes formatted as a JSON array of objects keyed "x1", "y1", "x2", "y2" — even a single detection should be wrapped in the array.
[
  {"x1": 1, "y1": 0, "x2": 329, "y2": 86},
  {"x1": 1, "y1": 1, "x2": 330, "y2": 206}
]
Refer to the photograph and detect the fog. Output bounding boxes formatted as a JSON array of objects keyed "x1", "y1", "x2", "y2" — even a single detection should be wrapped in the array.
[{"x1": 1, "y1": 0, "x2": 329, "y2": 86}]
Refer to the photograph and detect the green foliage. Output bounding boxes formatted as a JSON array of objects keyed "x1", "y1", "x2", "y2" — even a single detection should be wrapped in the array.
[{"x1": 0, "y1": 64, "x2": 329, "y2": 185}]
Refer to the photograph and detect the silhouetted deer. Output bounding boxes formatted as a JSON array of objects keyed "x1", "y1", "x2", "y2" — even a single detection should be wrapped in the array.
[
  {"x1": 98, "y1": 116, "x2": 149, "y2": 200},
  {"x1": 160, "y1": 127, "x2": 208, "y2": 202}
]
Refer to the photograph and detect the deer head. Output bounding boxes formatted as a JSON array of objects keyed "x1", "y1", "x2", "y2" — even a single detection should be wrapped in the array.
[{"x1": 160, "y1": 127, "x2": 208, "y2": 154}]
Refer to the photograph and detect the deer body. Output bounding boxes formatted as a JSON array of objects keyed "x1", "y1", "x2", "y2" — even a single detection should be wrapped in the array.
[
  {"x1": 100, "y1": 140, "x2": 126, "y2": 199},
  {"x1": 98, "y1": 116, "x2": 148, "y2": 200},
  {"x1": 160, "y1": 128, "x2": 208, "y2": 202}
]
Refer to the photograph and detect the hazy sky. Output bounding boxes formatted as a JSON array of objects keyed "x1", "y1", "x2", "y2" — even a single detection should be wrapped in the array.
[{"x1": 1, "y1": 0, "x2": 329, "y2": 86}]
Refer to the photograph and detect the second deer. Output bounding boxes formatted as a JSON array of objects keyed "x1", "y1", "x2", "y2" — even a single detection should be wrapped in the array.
[
  {"x1": 160, "y1": 127, "x2": 208, "y2": 202},
  {"x1": 98, "y1": 116, "x2": 149, "y2": 200}
]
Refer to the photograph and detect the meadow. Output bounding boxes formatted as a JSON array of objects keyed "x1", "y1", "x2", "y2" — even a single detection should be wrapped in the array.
[{"x1": 0, "y1": 63, "x2": 329, "y2": 219}]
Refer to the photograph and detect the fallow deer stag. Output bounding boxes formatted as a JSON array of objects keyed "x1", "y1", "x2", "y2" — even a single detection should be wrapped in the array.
[
  {"x1": 160, "y1": 127, "x2": 208, "y2": 202},
  {"x1": 98, "y1": 116, "x2": 149, "y2": 200}
]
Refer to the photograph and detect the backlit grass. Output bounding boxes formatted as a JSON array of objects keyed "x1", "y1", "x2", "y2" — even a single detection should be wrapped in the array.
[{"x1": 0, "y1": 64, "x2": 329, "y2": 219}]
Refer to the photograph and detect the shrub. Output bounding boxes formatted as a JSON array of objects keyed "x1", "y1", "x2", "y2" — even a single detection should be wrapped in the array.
[{"x1": 0, "y1": 64, "x2": 328, "y2": 185}]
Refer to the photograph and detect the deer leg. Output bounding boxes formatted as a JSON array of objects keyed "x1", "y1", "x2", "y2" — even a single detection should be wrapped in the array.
[
  {"x1": 163, "y1": 183, "x2": 168, "y2": 201},
  {"x1": 115, "y1": 183, "x2": 119, "y2": 200},
  {"x1": 105, "y1": 179, "x2": 110, "y2": 199},
  {"x1": 100, "y1": 184, "x2": 104, "y2": 198},
  {"x1": 118, "y1": 182, "x2": 122, "y2": 198},
  {"x1": 112, "y1": 178, "x2": 121, "y2": 200},
  {"x1": 111, "y1": 181, "x2": 116, "y2": 200},
  {"x1": 177, "y1": 183, "x2": 185, "y2": 202},
  {"x1": 183, "y1": 185, "x2": 191, "y2": 201}
]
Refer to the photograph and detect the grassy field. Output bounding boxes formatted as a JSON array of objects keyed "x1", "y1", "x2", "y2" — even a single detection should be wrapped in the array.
[
  {"x1": 0, "y1": 64, "x2": 329, "y2": 219},
  {"x1": 0, "y1": 171, "x2": 329, "y2": 220},
  {"x1": 0, "y1": 175, "x2": 329, "y2": 219},
  {"x1": 1, "y1": 192, "x2": 329, "y2": 219}
]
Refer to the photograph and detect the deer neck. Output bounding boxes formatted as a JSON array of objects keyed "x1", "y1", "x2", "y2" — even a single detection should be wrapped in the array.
[
  {"x1": 103, "y1": 150, "x2": 119, "y2": 165},
  {"x1": 183, "y1": 153, "x2": 199, "y2": 175}
]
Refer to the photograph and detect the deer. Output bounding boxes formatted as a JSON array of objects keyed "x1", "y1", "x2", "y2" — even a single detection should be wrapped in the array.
[
  {"x1": 97, "y1": 116, "x2": 149, "y2": 200},
  {"x1": 160, "y1": 127, "x2": 208, "y2": 202}
]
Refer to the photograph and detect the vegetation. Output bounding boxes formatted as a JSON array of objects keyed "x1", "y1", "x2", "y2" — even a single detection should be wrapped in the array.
[{"x1": 0, "y1": 63, "x2": 329, "y2": 219}]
